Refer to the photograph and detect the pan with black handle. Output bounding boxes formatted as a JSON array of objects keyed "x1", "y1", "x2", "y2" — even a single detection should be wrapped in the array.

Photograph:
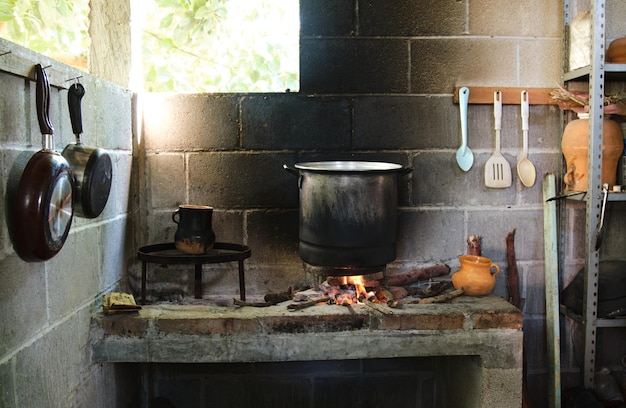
[
  {"x1": 62, "y1": 82, "x2": 112, "y2": 218},
  {"x1": 12, "y1": 64, "x2": 75, "y2": 262}
]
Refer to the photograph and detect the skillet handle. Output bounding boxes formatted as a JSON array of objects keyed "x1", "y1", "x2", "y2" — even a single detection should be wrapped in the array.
[
  {"x1": 68, "y1": 83, "x2": 85, "y2": 137},
  {"x1": 35, "y1": 64, "x2": 53, "y2": 135}
]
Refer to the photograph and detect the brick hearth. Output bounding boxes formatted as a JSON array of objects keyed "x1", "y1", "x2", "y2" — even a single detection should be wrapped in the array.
[{"x1": 91, "y1": 295, "x2": 523, "y2": 407}]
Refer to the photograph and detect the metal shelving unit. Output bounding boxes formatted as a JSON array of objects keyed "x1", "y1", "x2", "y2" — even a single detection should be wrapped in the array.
[{"x1": 562, "y1": 0, "x2": 626, "y2": 389}]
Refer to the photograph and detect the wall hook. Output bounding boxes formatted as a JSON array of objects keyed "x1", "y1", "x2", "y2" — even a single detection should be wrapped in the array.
[{"x1": 65, "y1": 75, "x2": 83, "y2": 84}]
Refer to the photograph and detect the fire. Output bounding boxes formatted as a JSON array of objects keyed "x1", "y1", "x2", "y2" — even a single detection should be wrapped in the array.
[{"x1": 321, "y1": 275, "x2": 378, "y2": 305}]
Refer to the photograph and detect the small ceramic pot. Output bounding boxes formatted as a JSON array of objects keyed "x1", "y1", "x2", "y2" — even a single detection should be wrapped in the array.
[
  {"x1": 172, "y1": 204, "x2": 216, "y2": 255},
  {"x1": 451, "y1": 255, "x2": 500, "y2": 296}
]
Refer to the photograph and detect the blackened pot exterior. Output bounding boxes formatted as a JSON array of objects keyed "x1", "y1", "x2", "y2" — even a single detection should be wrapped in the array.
[{"x1": 286, "y1": 161, "x2": 409, "y2": 270}]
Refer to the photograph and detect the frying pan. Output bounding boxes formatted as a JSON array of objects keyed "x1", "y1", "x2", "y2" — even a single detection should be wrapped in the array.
[
  {"x1": 12, "y1": 64, "x2": 75, "y2": 261},
  {"x1": 62, "y1": 82, "x2": 112, "y2": 218}
]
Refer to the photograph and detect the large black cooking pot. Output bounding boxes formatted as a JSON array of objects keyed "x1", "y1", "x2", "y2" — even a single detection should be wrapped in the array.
[{"x1": 284, "y1": 161, "x2": 411, "y2": 272}]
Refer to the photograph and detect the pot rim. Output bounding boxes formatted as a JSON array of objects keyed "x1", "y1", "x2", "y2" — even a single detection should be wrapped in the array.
[{"x1": 294, "y1": 161, "x2": 403, "y2": 172}]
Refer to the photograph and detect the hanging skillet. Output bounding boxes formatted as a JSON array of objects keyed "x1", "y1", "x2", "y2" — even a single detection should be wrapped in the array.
[
  {"x1": 62, "y1": 82, "x2": 112, "y2": 218},
  {"x1": 12, "y1": 64, "x2": 75, "y2": 262}
]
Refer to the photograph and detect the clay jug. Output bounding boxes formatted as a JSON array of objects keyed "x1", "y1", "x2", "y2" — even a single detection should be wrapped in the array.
[
  {"x1": 451, "y1": 255, "x2": 500, "y2": 296},
  {"x1": 562, "y1": 113, "x2": 624, "y2": 191},
  {"x1": 172, "y1": 205, "x2": 216, "y2": 254}
]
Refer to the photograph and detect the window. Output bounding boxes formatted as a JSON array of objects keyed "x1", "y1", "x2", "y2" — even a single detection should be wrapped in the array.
[{"x1": 0, "y1": 0, "x2": 299, "y2": 92}]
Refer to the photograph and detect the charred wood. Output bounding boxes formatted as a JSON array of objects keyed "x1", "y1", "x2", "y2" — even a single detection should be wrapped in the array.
[
  {"x1": 405, "y1": 280, "x2": 453, "y2": 298},
  {"x1": 384, "y1": 264, "x2": 450, "y2": 286},
  {"x1": 506, "y1": 229, "x2": 521, "y2": 309},
  {"x1": 287, "y1": 296, "x2": 330, "y2": 311},
  {"x1": 467, "y1": 235, "x2": 482, "y2": 256},
  {"x1": 418, "y1": 288, "x2": 464, "y2": 304}
]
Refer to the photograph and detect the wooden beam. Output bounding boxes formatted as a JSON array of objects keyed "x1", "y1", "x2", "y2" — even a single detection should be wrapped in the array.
[{"x1": 453, "y1": 86, "x2": 557, "y2": 105}]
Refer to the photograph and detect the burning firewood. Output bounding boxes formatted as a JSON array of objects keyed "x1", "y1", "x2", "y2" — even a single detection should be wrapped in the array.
[
  {"x1": 384, "y1": 264, "x2": 450, "y2": 286},
  {"x1": 364, "y1": 299, "x2": 395, "y2": 315},
  {"x1": 374, "y1": 287, "x2": 399, "y2": 308}
]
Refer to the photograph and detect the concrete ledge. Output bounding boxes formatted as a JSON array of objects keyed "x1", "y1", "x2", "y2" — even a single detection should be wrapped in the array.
[{"x1": 91, "y1": 295, "x2": 522, "y2": 365}]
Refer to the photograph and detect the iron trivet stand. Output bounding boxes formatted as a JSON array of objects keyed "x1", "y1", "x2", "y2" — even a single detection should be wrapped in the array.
[{"x1": 137, "y1": 242, "x2": 251, "y2": 304}]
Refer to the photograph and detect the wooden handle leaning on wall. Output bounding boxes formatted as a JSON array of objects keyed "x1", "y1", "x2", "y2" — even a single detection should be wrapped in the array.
[{"x1": 453, "y1": 87, "x2": 557, "y2": 105}]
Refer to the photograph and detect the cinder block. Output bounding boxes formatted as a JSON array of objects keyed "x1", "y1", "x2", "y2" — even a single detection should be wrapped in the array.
[
  {"x1": 241, "y1": 94, "x2": 351, "y2": 150},
  {"x1": 211, "y1": 210, "x2": 245, "y2": 245},
  {"x1": 47, "y1": 228, "x2": 101, "y2": 320},
  {"x1": 411, "y1": 152, "x2": 517, "y2": 207},
  {"x1": 359, "y1": 0, "x2": 465, "y2": 36},
  {"x1": 466, "y1": 209, "x2": 544, "y2": 262},
  {"x1": 142, "y1": 94, "x2": 240, "y2": 151},
  {"x1": 0, "y1": 73, "x2": 28, "y2": 144},
  {"x1": 100, "y1": 218, "x2": 132, "y2": 290},
  {"x1": 15, "y1": 308, "x2": 92, "y2": 407},
  {"x1": 354, "y1": 96, "x2": 458, "y2": 150},
  {"x1": 300, "y1": 38, "x2": 409, "y2": 94},
  {"x1": 0, "y1": 360, "x2": 15, "y2": 408},
  {"x1": 519, "y1": 39, "x2": 563, "y2": 87},
  {"x1": 409, "y1": 38, "x2": 518, "y2": 94},
  {"x1": 0, "y1": 255, "x2": 45, "y2": 356},
  {"x1": 396, "y1": 209, "x2": 466, "y2": 263},
  {"x1": 91, "y1": 78, "x2": 133, "y2": 151},
  {"x1": 469, "y1": 0, "x2": 562, "y2": 37},
  {"x1": 187, "y1": 152, "x2": 299, "y2": 208},
  {"x1": 101, "y1": 150, "x2": 133, "y2": 218},
  {"x1": 246, "y1": 209, "x2": 299, "y2": 265},
  {"x1": 146, "y1": 153, "x2": 186, "y2": 209},
  {"x1": 300, "y1": 0, "x2": 355, "y2": 36}
]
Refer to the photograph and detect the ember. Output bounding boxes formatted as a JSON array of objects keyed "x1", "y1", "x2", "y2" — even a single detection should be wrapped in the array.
[{"x1": 319, "y1": 275, "x2": 378, "y2": 305}]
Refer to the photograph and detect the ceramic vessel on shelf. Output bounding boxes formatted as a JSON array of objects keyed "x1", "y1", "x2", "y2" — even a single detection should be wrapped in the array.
[
  {"x1": 451, "y1": 255, "x2": 500, "y2": 296},
  {"x1": 607, "y1": 37, "x2": 626, "y2": 63},
  {"x1": 172, "y1": 204, "x2": 216, "y2": 255},
  {"x1": 561, "y1": 113, "x2": 624, "y2": 192}
]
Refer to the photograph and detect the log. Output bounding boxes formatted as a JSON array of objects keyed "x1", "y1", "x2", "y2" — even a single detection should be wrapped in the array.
[
  {"x1": 287, "y1": 296, "x2": 330, "y2": 311},
  {"x1": 387, "y1": 286, "x2": 408, "y2": 299},
  {"x1": 264, "y1": 288, "x2": 292, "y2": 304},
  {"x1": 506, "y1": 229, "x2": 522, "y2": 308},
  {"x1": 384, "y1": 264, "x2": 450, "y2": 286},
  {"x1": 405, "y1": 280, "x2": 452, "y2": 298},
  {"x1": 364, "y1": 299, "x2": 394, "y2": 315},
  {"x1": 233, "y1": 298, "x2": 275, "y2": 307},
  {"x1": 418, "y1": 288, "x2": 464, "y2": 304},
  {"x1": 467, "y1": 235, "x2": 482, "y2": 256}
]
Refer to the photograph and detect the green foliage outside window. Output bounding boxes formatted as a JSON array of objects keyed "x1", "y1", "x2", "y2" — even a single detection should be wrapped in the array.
[{"x1": 0, "y1": 0, "x2": 299, "y2": 92}]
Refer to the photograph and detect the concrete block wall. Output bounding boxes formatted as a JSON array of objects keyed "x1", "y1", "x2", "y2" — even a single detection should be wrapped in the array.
[
  {"x1": 0, "y1": 39, "x2": 138, "y2": 407},
  {"x1": 135, "y1": 1, "x2": 574, "y2": 406}
]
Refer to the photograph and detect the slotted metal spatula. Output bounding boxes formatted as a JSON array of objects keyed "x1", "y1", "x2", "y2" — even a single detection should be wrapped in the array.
[{"x1": 485, "y1": 90, "x2": 512, "y2": 188}]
